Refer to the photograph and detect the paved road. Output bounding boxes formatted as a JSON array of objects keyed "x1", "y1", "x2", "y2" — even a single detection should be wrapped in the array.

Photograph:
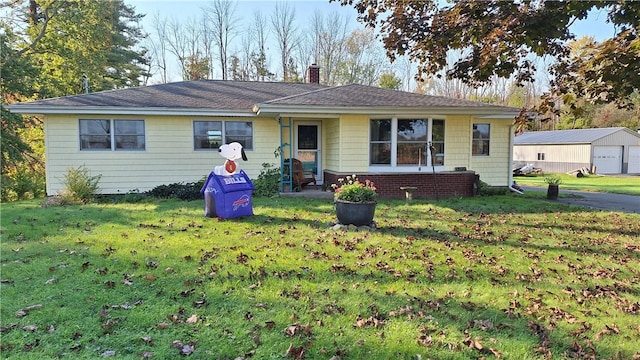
[{"x1": 522, "y1": 186, "x2": 640, "y2": 214}]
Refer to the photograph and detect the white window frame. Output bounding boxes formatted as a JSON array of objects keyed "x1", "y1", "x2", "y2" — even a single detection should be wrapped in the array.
[
  {"x1": 369, "y1": 117, "x2": 445, "y2": 173},
  {"x1": 472, "y1": 123, "x2": 490, "y2": 156}
]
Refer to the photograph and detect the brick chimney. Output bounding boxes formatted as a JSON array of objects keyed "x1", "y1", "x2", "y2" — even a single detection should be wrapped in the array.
[{"x1": 307, "y1": 64, "x2": 320, "y2": 84}]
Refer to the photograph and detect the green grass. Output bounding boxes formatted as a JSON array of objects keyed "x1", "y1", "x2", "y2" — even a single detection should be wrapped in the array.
[
  {"x1": 514, "y1": 173, "x2": 640, "y2": 195},
  {"x1": 1, "y1": 195, "x2": 639, "y2": 359}
]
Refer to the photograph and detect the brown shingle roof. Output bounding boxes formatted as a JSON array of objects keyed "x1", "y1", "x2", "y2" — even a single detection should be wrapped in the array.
[
  {"x1": 17, "y1": 80, "x2": 328, "y2": 110},
  {"x1": 9, "y1": 80, "x2": 518, "y2": 114},
  {"x1": 262, "y1": 83, "x2": 506, "y2": 108}
]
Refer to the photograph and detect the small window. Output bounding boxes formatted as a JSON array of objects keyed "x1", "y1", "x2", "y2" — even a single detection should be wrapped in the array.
[
  {"x1": 80, "y1": 119, "x2": 145, "y2": 151},
  {"x1": 115, "y1": 120, "x2": 145, "y2": 150},
  {"x1": 370, "y1": 119, "x2": 391, "y2": 165},
  {"x1": 194, "y1": 121, "x2": 253, "y2": 150},
  {"x1": 225, "y1": 121, "x2": 253, "y2": 150},
  {"x1": 537, "y1": 153, "x2": 545, "y2": 161},
  {"x1": 472, "y1": 123, "x2": 490, "y2": 156},
  {"x1": 194, "y1": 121, "x2": 222, "y2": 150},
  {"x1": 80, "y1": 119, "x2": 111, "y2": 150}
]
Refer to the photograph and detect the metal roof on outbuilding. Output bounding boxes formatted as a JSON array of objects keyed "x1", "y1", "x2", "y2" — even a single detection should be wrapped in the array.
[{"x1": 514, "y1": 127, "x2": 639, "y2": 144}]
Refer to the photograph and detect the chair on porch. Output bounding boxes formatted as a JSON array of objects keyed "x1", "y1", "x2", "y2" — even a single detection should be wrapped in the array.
[{"x1": 285, "y1": 158, "x2": 317, "y2": 191}]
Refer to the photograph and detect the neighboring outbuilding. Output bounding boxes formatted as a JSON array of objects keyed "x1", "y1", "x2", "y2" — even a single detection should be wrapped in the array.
[
  {"x1": 513, "y1": 127, "x2": 640, "y2": 174},
  {"x1": 8, "y1": 66, "x2": 520, "y2": 198}
]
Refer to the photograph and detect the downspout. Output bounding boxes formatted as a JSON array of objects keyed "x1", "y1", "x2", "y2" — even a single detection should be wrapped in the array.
[{"x1": 508, "y1": 124, "x2": 524, "y2": 194}]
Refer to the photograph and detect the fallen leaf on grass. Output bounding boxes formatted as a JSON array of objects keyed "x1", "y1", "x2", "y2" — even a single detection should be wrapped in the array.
[
  {"x1": 595, "y1": 324, "x2": 620, "y2": 340},
  {"x1": 186, "y1": 314, "x2": 198, "y2": 324},
  {"x1": 15, "y1": 304, "x2": 43, "y2": 318},
  {"x1": 462, "y1": 337, "x2": 502, "y2": 358},
  {"x1": 101, "y1": 350, "x2": 116, "y2": 357},
  {"x1": 285, "y1": 343, "x2": 309, "y2": 359},
  {"x1": 284, "y1": 323, "x2": 313, "y2": 337},
  {"x1": 171, "y1": 340, "x2": 196, "y2": 355},
  {"x1": 354, "y1": 315, "x2": 385, "y2": 329}
]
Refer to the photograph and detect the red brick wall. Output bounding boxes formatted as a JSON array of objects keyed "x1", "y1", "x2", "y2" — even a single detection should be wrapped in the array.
[{"x1": 323, "y1": 171, "x2": 477, "y2": 199}]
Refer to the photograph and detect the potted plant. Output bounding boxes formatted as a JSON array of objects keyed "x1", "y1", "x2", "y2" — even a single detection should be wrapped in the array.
[
  {"x1": 331, "y1": 175, "x2": 377, "y2": 226},
  {"x1": 544, "y1": 174, "x2": 562, "y2": 200}
]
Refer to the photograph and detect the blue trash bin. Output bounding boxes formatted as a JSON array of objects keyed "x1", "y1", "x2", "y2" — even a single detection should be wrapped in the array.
[{"x1": 200, "y1": 170, "x2": 254, "y2": 219}]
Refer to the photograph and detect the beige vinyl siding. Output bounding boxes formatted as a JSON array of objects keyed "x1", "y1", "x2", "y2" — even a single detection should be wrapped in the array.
[
  {"x1": 324, "y1": 118, "x2": 340, "y2": 171},
  {"x1": 469, "y1": 120, "x2": 512, "y2": 186},
  {"x1": 336, "y1": 115, "x2": 370, "y2": 172},
  {"x1": 443, "y1": 115, "x2": 471, "y2": 169},
  {"x1": 43, "y1": 114, "x2": 277, "y2": 196}
]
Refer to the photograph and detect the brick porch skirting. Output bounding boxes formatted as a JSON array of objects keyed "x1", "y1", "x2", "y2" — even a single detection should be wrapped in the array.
[{"x1": 323, "y1": 171, "x2": 478, "y2": 199}]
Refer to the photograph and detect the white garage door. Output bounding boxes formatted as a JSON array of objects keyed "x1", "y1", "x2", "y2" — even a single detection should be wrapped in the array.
[
  {"x1": 593, "y1": 146, "x2": 622, "y2": 174},
  {"x1": 629, "y1": 146, "x2": 640, "y2": 174}
]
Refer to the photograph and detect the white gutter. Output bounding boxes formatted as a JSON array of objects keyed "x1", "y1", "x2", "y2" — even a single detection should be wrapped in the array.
[
  {"x1": 508, "y1": 124, "x2": 524, "y2": 195},
  {"x1": 254, "y1": 104, "x2": 520, "y2": 117},
  {"x1": 5, "y1": 105, "x2": 256, "y2": 117}
]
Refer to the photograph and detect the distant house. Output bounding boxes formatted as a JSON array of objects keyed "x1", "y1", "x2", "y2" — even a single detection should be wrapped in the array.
[
  {"x1": 8, "y1": 66, "x2": 520, "y2": 198},
  {"x1": 513, "y1": 127, "x2": 640, "y2": 174}
]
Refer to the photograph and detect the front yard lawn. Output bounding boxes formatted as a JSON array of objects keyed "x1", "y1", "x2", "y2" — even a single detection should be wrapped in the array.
[{"x1": 1, "y1": 195, "x2": 639, "y2": 359}]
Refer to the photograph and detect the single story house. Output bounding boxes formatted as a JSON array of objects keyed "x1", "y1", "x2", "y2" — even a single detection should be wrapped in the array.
[
  {"x1": 513, "y1": 127, "x2": 640, "y2": 174},
  {"x1": 8, "y1": 67, "x2": 520, "y2": 198}
]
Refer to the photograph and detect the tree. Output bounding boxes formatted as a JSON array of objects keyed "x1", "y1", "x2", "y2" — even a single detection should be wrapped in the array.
[
  {"x1": 6, "y1": 0, "x2": 149, "y2": 96},
  {"x1": 204, "y1": 0, "x2": 238, "y2": 80},
  {"x1": 1, "y1": 0, "x2": 148, "y2": 199},
  {"x1": 334, "y1": 28, "x2": 386, "y2": 86},
  {"x1": 1, "y1": 26, "x2": 38, "y2": 173},
  {"x1": 309, "y1": 10, "x2": 350, "y2": 85},
  {"x1": 146, "y1": 12, "x2": 171, "y2": 83},
  {"x1": 379, "y1": 73, "x2": 402, "y2": 90},
  {"x1": 271, "y1": 2, "x2": 298, "y2": 82},
  {"x1": 336, "y1": 0, "x2": 640, "y2": 120},
  {"x1": 184, "y1": 52, "x2": 210, "y2": 80}
]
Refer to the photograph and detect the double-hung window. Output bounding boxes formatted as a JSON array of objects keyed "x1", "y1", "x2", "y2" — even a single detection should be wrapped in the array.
[
  {"x1": 472, "y1": 123, "x2": 490, "y2": 156},
  {"x1": 79, "y1": 119, "x2": 145, "y2": 151},
  {"x1": 194, "y1": 121, "x2": 253, "y2": 150},
  {"x1": 370, "y1": 118, "x2": 445, "y2": 168}
]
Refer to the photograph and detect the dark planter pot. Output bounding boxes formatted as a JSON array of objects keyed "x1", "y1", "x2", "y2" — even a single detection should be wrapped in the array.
[
  {"x1": 547, "y1": 184, "x2": 559, "y2": 200},
  {"x1": 335, "y1": 200, "x2": 376, "y2": 226}
]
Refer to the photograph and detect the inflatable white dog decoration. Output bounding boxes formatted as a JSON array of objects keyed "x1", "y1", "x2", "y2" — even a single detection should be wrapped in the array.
[{"x1": 214, "y1": 142, "x2": 247, "y2": 176}]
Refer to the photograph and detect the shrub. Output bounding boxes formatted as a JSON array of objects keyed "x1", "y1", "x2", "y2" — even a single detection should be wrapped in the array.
[
  {"x1": 0, "y1": 167, "x2": 45, "y2": 202},
  {"x1": 252, "y1": 163, "x2": 281, "y2": 197},
  {"x1": 477, "y1": 181, "x2": 509, "y2": 196},
  {"x1": 145, "y1": 179, "x2": 205, "y2": 201},
  {"x1": 59, "y1": 166, "x2": 101, "y2": 204}
]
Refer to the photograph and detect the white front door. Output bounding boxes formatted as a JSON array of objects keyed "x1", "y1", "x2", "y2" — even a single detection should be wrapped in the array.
[{"x1": 295, "y1": 122, "x2": 322, "y2": 184}]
